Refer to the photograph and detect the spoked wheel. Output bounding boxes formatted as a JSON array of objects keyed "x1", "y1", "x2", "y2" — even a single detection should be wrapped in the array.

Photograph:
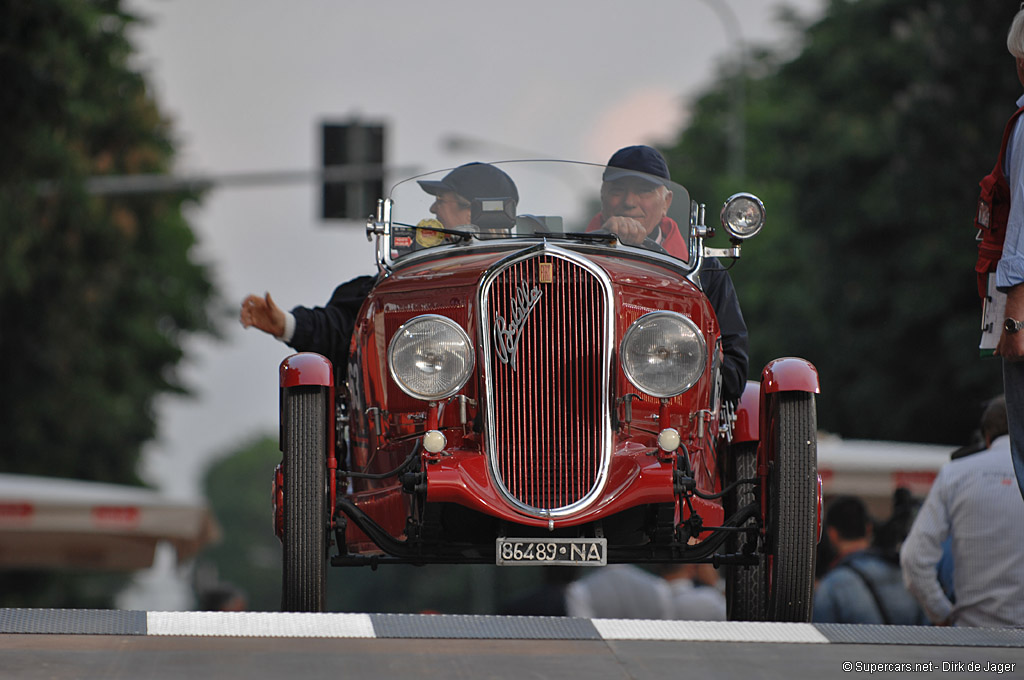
[
  {"x1": 765, "y1": 391, "x2": 818, "y2": 622},
  {"x1": 281, "y1": 385, "x2": 330, "y2": 612},
  {"x1": 724, "y1": 441, "x2": 765, "y2": 621}
]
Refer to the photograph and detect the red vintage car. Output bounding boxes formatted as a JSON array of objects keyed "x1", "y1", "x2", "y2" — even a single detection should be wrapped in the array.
[{"x1": 273, "y1": 158, "x2": 820, "y2": 620}]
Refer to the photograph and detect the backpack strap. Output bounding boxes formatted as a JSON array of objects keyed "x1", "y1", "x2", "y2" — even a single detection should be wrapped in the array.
[
  {"x1": 841, "y1": 560, "x2": 893, "y2": 626},
  {"x1": 998, "y1": 107, "x2": 1024, "y2": 176}
]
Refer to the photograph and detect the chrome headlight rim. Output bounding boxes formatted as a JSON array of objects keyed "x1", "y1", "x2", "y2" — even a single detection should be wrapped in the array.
[
  {"x1": 720, "y1": 192, "x2": 765, "y2": 240},
  {"x1": 387, "y1": 314, "x2": 475, "y2": 401},
  {"x1": 620, "y1": 311, "x2": 707, "y2": 399}
]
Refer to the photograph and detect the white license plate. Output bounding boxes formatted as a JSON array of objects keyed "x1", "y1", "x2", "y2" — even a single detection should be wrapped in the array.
[{"x1": 495, "y1": 538, "x2": 607, "y2": 566}]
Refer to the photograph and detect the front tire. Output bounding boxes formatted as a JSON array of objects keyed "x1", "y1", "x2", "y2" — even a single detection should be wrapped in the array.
[
  {"x1": 724, "y1": 441, "x2": 765, "y2": 620},
  {"x1": 765, "y1": 391, "x2": 817, "y2": 622},
  {"x1": 281, "y1": 386, "x2": 329, "y2": 612}
]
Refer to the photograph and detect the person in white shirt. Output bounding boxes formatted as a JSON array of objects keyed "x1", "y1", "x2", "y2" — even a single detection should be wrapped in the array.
[{"x1": 900, "y1": 396, "x2": 1024, "y2": 627}]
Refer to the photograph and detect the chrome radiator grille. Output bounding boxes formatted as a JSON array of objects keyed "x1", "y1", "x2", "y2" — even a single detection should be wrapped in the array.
[{"x1": 482, "y1": 247, "x2": 611, "y2": 515}]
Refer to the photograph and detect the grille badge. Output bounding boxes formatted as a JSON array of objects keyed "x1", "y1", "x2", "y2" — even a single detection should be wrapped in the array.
[{"x1": 493, "y1": 281, "x2": 542, "y2": 370}]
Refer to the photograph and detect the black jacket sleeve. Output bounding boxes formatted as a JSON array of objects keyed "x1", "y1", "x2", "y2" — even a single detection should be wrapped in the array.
[
  {"x1": 287, "y1": 274, "x2": 376, "y2": 379},
  {"x1": 698, "y1": 259, "x2": 749, "y2": 403}
]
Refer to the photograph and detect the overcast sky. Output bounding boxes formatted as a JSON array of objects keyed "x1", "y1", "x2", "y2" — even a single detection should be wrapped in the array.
[{"x1": 125, "y1": 0, "x2": 824, "y2": 500}]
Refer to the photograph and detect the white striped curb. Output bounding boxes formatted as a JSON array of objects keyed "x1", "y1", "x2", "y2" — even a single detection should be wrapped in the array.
[{"x1": 146, "y1": 611, "x2": 376, "y2": 638}]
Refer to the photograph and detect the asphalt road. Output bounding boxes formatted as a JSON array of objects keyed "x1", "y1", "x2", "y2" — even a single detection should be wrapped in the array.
[{"x1": 1, "y1": 611, "x2": 1021, "y2": 680}]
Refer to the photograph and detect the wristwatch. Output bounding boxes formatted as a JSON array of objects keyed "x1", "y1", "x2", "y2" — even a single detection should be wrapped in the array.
[{"x1": 1005, "y1": 318, "x2": 1024, "y2": 334}]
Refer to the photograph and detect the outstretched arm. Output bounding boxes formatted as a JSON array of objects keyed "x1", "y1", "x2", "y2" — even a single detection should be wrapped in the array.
[{"x1": 240, "y1": 292, "x2": 287, "y2": 338}]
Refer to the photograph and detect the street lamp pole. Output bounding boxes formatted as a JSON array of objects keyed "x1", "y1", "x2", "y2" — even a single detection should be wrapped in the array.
[{"x1": 695, "y1": 0, "x2": 746, "y2": 180}]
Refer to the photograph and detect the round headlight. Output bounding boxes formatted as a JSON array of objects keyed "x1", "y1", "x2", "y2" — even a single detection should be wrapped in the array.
[
  {"x1": 388, "y1": 315, "x2": 474, "y2": 401},
  {"x1": 721, "y1": 193, "x2": 765, "y2": 240},
  {"x1": 620, "y1": 312, "x2": 706, "y2": 398}
]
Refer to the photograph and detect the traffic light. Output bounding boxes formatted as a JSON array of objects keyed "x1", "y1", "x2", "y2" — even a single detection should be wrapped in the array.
[{"x1": 321, "y1": 121, "x2": 385, "y2": 221}]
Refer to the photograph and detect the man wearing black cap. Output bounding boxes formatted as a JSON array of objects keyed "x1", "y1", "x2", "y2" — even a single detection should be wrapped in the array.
[
  {"x1": 594, "y1": 145, "x2": 749, "y2": 403},
  {"x1": 239, "y1": 162, "x2": 517, "y2": 377},
  {"x1": 418, "y1": 162, "x2": 519, "y2": 232}
]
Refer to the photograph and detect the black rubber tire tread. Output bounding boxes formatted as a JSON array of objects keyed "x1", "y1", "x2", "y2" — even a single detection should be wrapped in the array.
[
  {"x1": 724, "y1": 441, "x2": 766, "y2": 621},
  {"x1": 766, "y1": 391, "x2": 818, "y2": 622},
  {"x1": 281, "y1": 386, "x2": 329, "y2": 612}
]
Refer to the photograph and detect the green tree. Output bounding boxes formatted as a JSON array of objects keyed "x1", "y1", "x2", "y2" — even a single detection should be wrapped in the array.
[
  {"x1": 665, "y1": 0, "x2": 1014, "y2": 444},
  {"x1": 0, "y1": 0, "x2": 216, "y2": 484}
]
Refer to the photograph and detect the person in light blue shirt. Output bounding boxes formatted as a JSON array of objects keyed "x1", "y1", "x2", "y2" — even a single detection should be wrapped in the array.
[
  {"x1": 993, "y1": 8, "x2": 1024, "y2": 502},
  {"x1": 813, "y1": 496, "x2": 928, "y2": 626}
]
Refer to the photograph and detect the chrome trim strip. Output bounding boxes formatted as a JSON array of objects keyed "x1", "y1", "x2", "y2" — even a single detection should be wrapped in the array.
[
  {"x1": 374, "y1": 197, "x2": 393, "y2": 276},
  {"x1": 478, "y1": 243, "x2": 615, "y2": 520}
]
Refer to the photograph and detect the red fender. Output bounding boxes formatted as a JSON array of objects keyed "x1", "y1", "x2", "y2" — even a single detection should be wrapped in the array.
[
  {"x1": 278, "y1": 352, "x2": 337, "y2": 527},
  {"x1": 280, "y1": 352, "x2": 334, "y2": 388},
  {"x1": 757, "y1": 357, "x2": 819, "y2": 449},
  {"x1": 731, "y1": 357, "x2": 819, "y2": 443},
  {"x1": 731, "y1": 381, "x2": 761, "y2": 443},
  {"x1": 761, "y1": 357, "x2": 820, "y2": 395}
]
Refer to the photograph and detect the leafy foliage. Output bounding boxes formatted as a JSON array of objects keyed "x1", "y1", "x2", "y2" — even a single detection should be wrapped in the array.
[
  {"x1": 665, "y1": 0, "x2": 1015, "y2": 444},
  {"x1": 0, "y1": 0, "x2": 216, "y2": 484}
]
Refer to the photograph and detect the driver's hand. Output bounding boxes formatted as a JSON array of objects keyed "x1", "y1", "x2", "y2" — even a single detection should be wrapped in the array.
[
  {"x1": 602, "y1": 216, "x2": 648, "y2": 246},
  {"x1": 241, "y1": 292, "x2": 286, "y2": 338}
]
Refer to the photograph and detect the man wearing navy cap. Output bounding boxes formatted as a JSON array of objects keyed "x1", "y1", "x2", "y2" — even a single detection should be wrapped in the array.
[
  {"x1": 595, "y1": 145, "x2": 749, "y2": 403},
  {"x1": 595, "y1": 145, "x2": 685, "y2": 252}
]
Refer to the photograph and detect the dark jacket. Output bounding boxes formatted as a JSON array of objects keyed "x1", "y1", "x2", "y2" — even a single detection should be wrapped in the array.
[
  {"x1": 698, "y1": 257, "x2": 749, "y2": 403},
  {"x1": 287, "y1": 274, "x2": 376, "y2": 380}
]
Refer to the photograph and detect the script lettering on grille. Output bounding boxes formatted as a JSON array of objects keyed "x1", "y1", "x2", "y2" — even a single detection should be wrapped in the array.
[{"x1": 493, "y1": 281, "x2": 542, "y2": 370}]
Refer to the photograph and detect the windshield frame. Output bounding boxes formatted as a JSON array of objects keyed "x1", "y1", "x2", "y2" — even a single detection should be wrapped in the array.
[{"x1": 371, "y1": 159, "x2": 702, "y2": 276}]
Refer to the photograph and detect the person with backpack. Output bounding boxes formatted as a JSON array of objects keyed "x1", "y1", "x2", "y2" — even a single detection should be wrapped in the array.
[{"x1": 813, "y1": 495, "x2": 928, "y2": 625}]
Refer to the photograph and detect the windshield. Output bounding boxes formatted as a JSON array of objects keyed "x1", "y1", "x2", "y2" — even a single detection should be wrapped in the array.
[{"x1": 383, "y1": 160, "x2": 693, "y2": 266}]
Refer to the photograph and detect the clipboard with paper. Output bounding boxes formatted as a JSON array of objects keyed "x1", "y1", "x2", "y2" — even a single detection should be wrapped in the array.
[{"x1": 980, "y1": 274, "x2": 1006, "y2": 357}]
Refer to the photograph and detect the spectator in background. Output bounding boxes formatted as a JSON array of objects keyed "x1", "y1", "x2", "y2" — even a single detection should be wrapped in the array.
[
  {"x1": 871, "y1": 487, "x2": 919, "y2": 562},
  {"x1": 901, "y1": 395, "x2": 1024, "y2": 627},
  {"x1": 659, "y1": 563, "x2": 726, "y2": 621},
  {"x1": 564, "y1": 562, "x2": 726, "y2": 621},
  {"x1": 813, "y1": 495, "x2": 928, "y2": 625},
  {"x1": 934, "y1": 402, "x2": 1003, "y2": 606},
  {"x1": 565, "y1": 564, "x2": 673, "y2": 619}
]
